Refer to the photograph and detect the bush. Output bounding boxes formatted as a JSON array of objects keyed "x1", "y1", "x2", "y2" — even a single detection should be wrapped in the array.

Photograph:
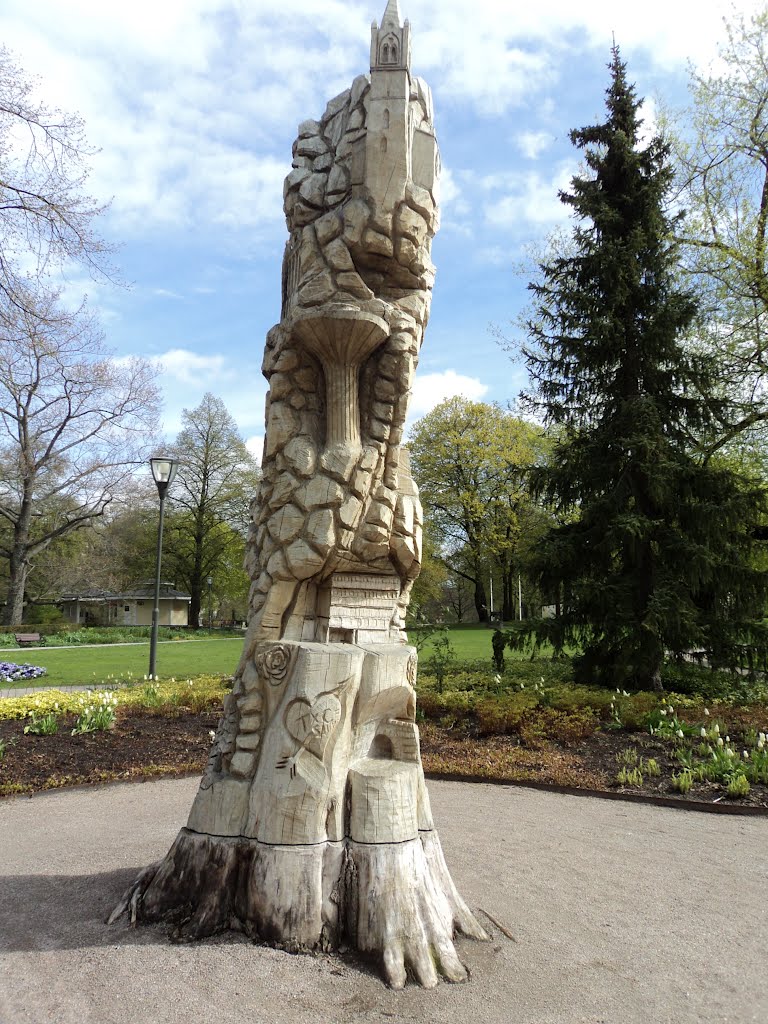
[
  {"x1": 671, "y1": 770, "x2": 694, "y2": 794},
  {"x1": 24, "y1": 606, "x2": 66, "y2": 626},
  {"x1": 475, "y1": 691, "x2": 539, "y2": 735},
  {"x1": 71, "y1": 691, "x2": 118, "y2": 734},
  {"x1": 726, "y1": 772, "x2": 750, "y2": 798},
  {"x1": 0, "y1": 674, "x2": 229, "y2": 721},
  {"x1": 534, "y1": 707, "x2": 599, "y2": 745},
  {"x1": 661, "y1": 662, "x2": 768, "y2": 702},
  {"x1": 23, "y1": 709, "x2": 60, "y2": 735}
]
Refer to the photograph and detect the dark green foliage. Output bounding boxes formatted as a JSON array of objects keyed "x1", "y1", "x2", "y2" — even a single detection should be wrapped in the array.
[{"x1": 521, "y1": 48, "x2": 768, "y2": 690}]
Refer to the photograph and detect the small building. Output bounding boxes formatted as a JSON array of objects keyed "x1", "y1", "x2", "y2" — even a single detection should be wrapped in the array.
[{"x1": 59, "y1": 584, "x2": 191, "y2": 627}]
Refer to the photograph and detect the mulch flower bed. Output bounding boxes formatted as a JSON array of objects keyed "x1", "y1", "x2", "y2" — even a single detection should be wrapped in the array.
[
  {"x1": 0, "y1": 709, "x2": 219, "y2": 794},
  {"x1": 1, "y1": 707, "x2": 766, "y2": 810}
]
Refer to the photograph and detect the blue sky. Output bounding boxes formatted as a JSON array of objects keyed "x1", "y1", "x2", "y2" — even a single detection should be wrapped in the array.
[{"x1": 4, "y1": 0, "x2": 762, "y2": 459}]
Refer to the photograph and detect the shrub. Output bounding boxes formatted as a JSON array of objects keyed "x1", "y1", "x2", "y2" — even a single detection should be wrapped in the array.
[
  {"x1": 23, "y1": 709, "x2": 59, "y2": 735},
  {"x1": 71, "y1": 692, "x2": 119, "y2": 734},
  {"x1": 671, "y1": 770, "x2": 693, "y2": 794},
  {"x1": 476, "y1": 691, "x2": 539, "y2": 735},
  {"x1": 616, "y1": 767, "x2": 643, "y2": 787},
  {"x1": 0, "y1": 675, "x2": 229, "y2": 722},
  {"x1": 643, "y1": 757, "x2": 661, "y2": 778},
  {"x1": 141, "y1": 681, "x2": 163, "y2": 707},
  {"x1": 726, "y1": 773, "x2": 750, "y2": 798},
  {"x1": 745, "y1": 745, "x2": 768, "y2": 784},
  {"x1": 424, "y1": 628, "x2": 456, "y2": 694},
  {"x1": 661, "y1": 662, "x2": 768, "y2": 703},
  {"x1": 531, "y1": 707, "x2": 599, "y2": 745}
]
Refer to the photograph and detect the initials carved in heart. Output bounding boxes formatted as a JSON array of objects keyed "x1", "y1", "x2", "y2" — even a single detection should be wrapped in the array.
[{"x1": 284, "y1": 693, "x2": 342, "y2": 760}]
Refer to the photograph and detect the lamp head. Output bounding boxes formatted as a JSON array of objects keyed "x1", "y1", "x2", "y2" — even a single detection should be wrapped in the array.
[{"x1": 150, "y1": 457, "x2": 179, "y2": 498}]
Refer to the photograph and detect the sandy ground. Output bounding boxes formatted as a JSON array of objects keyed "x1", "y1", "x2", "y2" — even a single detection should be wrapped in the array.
[{"x1": 0, "y1": 776, "x2": 765, "y2": 1024}]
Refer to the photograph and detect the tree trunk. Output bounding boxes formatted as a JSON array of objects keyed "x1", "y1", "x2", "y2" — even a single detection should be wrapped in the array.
[
  {"x1": 3, "y1": 557, "x2": 27, "y2": 626},
  {"x1": 110, "y1": 640, "x2": 488, "y2": 986},
  {"x1": 2, "y1": 497, "x2": 33, "y2": 626},
  {"x1": 189, "y1": 516, "x2": 207, "y2": 629},
  {"x1": 189, "y1": 587, "x2": 201, "y2": 629},
  {"x1": 501, "y1": 568, "x2": 514, "y2": 622},
  {"x1": 473, "y1": 576, "x2": 488, "y2": 623}
]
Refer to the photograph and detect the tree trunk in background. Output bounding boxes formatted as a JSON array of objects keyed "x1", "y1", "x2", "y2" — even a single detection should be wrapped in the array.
[{"x1": 474, "y1": 576, "x2": 488, "y2": 623}]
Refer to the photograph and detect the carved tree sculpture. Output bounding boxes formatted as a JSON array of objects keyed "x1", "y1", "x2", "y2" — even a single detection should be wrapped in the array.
[{"x1": 111, "y1": 0, "x2": 488, "y2": 988}]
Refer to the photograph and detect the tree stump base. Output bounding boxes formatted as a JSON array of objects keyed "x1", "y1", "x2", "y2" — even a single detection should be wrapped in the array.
[
  {"x1": 110, "y1": 823, "x2": 486, "y2": 988},
  {"x1": 110, "y1": 641, "x2": 488, "y2": 987}
]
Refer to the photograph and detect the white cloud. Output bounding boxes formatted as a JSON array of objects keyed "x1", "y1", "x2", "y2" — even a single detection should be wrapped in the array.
[
  {"x1": 438, "y1": 165, "x2": 460, "y2": 205},
  {"x1": 516, "y1": 130, "x2": 553, "y2": 159},
  {"x1": 475, "y1": 245, "x2": 514, "y2": 267},
  {"x1": 409, "y1": 370, "x2": 489, "y2": 420},
  {"x1": 245, "y1": 435, "x2": 264, "y2": 465},
  {"x1": 153, "y1": 348, "x2": 231, "y2": 384},
  {"x1": 485, "y1": 163, "x2": 575, "y2": 231},
  {"x1": 637, "y1": 96, "x2": 659, "y2": 147},
  {"x1": 4, "y1": 0, "x2": 760, "y2": 249}
]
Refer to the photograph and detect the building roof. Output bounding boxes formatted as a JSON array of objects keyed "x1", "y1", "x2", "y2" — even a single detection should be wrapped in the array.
[{"x1": 59, "y1": 584, "x2": 191, "y2": 602}]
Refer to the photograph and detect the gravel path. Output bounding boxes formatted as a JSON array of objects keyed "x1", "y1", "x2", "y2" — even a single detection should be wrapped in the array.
[{"x1": 0, "y1": 776, "x2": 765, "y2": 1024}]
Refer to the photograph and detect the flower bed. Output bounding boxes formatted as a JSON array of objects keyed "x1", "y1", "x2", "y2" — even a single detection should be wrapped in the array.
[{"x1": 0, "y1": 661, "x2": 47, "y2": 683}]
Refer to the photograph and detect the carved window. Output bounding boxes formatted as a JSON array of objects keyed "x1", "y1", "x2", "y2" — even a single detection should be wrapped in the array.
[
  {"x1": 379, "y1": 35, "x2": 399, "y2": 65},
  {"x1": 380, "y1": 137, "x2": 387, "y2": 153},
  {"x1": 383, "y1": 108, "x2": 390, "y2": 128}
]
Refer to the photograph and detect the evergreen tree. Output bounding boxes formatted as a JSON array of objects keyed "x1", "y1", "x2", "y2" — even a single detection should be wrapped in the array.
[{"x1": 521, "y1": 47, "x2": 768, "y2": 691}]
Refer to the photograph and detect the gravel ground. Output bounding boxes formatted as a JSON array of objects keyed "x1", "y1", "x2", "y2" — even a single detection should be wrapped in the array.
[{"x1": 0, "y1": 777, "x2": 765, "y2": 1024}]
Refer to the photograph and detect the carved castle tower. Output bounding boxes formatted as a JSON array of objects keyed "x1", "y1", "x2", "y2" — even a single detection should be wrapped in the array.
[{"x1": 366, "y1": 0, "x2": 412, "y2": 216}]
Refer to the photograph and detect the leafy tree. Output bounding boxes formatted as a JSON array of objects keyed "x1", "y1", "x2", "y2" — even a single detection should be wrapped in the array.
[
  {"x1": 668, "y1": 7, "x2": 768, "y2": 461},
  {"x1": 408, "y1": 397, "x2": 548, "y2": 622},
  {"x1": 521, "y1": 47, "x2": 768, "y2": 690},
  {"x1": 407, "y1": 522, "x2": 448, "y2": 622},
  {"x1": 164, "y1": 393, "x2": 260, "y2": 628},
  {"x1": 0, "y1": 46, "x2": 112, "y2": 317},
  {"x1": 0, "y1": 293, "x2": 159, "y2": 624},
  {"x1": 42, "y1": 493, "x2": 159, "y2": 598}
]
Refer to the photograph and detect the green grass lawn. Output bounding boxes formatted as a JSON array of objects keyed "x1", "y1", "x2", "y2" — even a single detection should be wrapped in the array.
[
  {"x1": 4, "y1": 638, "x2": 243, "y2": 689},
  {"x1": 413, "y1": 622, "x2": 572, "y2": 664},
  {"x1": 4, "y1": 625, "x2": 525, "y2": 689},
  {"x1": 412, "y1": 623, "x2": 497, "y2": 662}
]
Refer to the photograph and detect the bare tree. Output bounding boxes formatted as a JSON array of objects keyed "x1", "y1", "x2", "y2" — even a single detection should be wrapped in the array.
[
  {"x1": 657, "y1": 7, "x2": 768, "y2": 466},
  {"x1": 0, "y1": 292, "x2": 159, "y2": 624},
  {"x1": 0, "y1": 46, "x2": 112, "y2": 317}
]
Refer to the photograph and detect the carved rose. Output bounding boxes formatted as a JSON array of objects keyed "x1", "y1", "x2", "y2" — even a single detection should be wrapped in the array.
[{"x1": 257, "y1": 643, "x2": 292, "y2": 685}]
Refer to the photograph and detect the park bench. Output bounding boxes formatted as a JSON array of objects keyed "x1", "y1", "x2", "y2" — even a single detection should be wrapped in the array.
[{"x1": 14, "y1": 633, "x2": 45, "y2": 647}]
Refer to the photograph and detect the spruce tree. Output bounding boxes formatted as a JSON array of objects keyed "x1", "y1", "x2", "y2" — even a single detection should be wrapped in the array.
[{"x1": 522, "y1": 47, "x2": 768, "y2": 691}]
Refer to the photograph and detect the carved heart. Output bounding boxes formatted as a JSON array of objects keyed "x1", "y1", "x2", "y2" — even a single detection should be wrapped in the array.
[{"x1": 284, "y1": 694, "x2": 342, "y2": 760}]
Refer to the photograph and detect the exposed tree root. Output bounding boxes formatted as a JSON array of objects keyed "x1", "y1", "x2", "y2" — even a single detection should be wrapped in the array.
[{"x1": 110, "y1": 826, "x2": 488, "y2": 988}]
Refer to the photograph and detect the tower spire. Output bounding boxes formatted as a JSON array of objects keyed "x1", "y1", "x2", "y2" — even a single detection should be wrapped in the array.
[
  {"x1": 380, "y1": 0, "x2": 402, "y2": 28},
  {"x1": 370, "y1": 0, "x2": 410, "y2": 72}
]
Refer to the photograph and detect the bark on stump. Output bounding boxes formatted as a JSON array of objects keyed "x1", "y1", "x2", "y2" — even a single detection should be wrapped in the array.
[{"x1": 110, "y1": 642, "x2": 487, "y2": 988}]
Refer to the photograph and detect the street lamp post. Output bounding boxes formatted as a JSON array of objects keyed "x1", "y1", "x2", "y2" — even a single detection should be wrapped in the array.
[
  {"x1": 207, "y1": 575, "x2": 213, "y2": 630},
  {"x1": 149, "y1": 457, "x2": 178, "y2": 680}
]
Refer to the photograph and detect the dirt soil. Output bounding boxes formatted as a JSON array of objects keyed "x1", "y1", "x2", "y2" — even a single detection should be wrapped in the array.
[
  {"x1": 0, "y1": 709, "x2": 220, "y2": 793},
  {"x1": 1, "y1": 708, "x2": 767, "y2": 810}
]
